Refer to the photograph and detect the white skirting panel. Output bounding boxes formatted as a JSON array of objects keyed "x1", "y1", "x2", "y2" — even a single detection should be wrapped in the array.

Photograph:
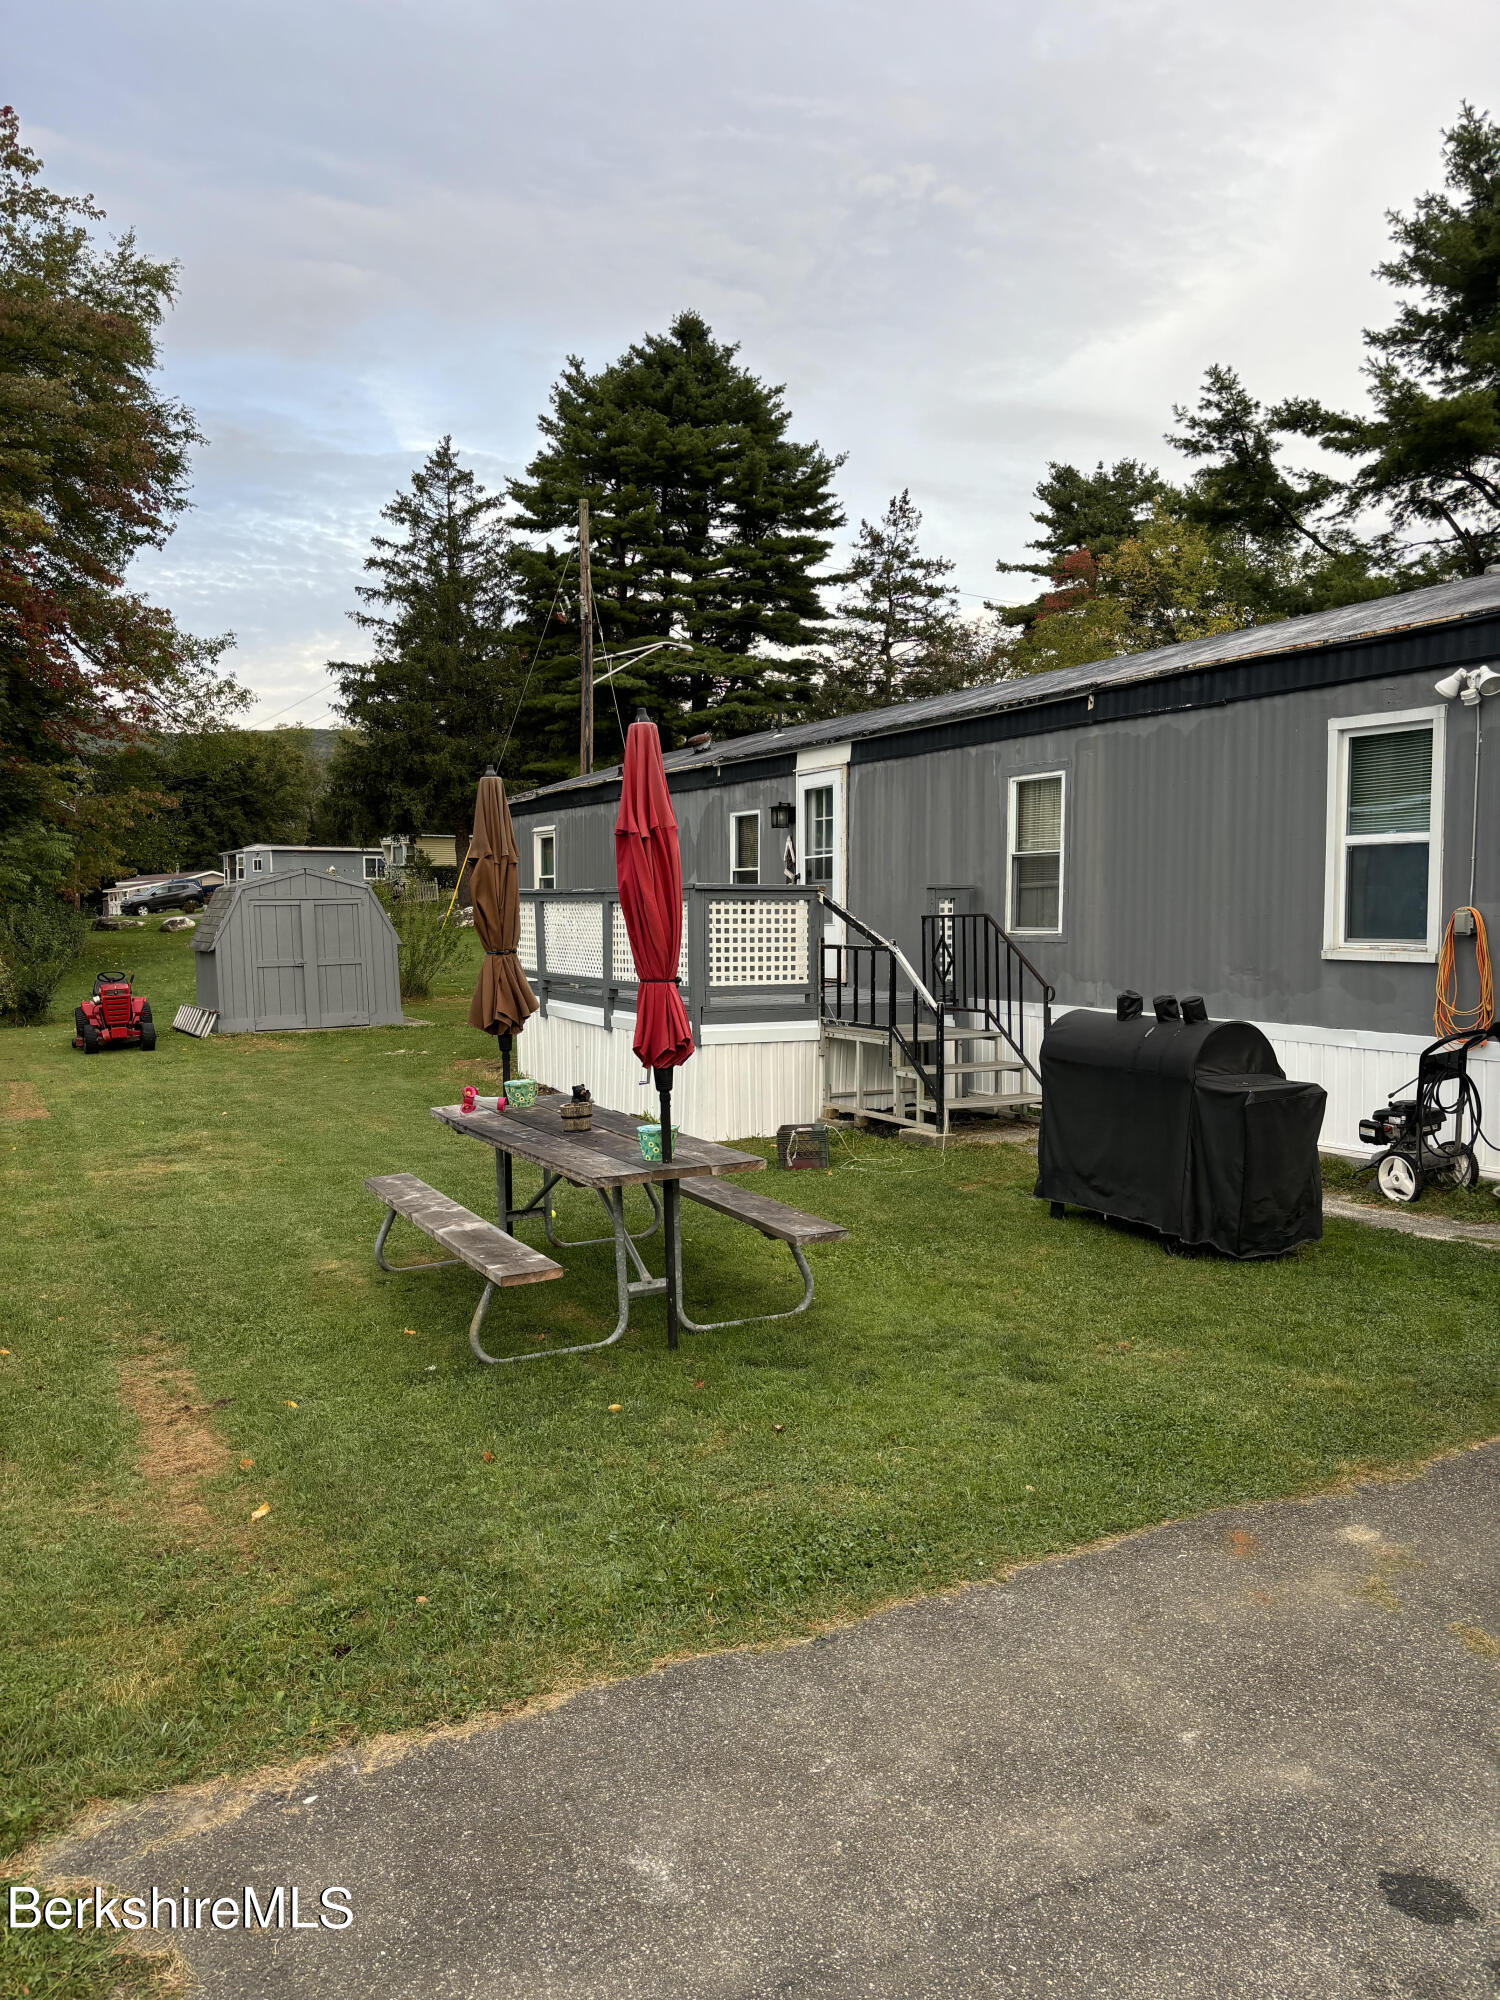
[
  {"x1": 1044, "y1": 1003, "x2": 1500, "y2": 1176},
  {"x1": 522, "y1": 1002, "x2": 1500, "y2": 1166},
  {"x1": 1256, "y1": 1021, "x2": 1500, "y2": 1174},
  {"x1": 517, "y1": 1013, "x2": 821, "y2": 1142}
]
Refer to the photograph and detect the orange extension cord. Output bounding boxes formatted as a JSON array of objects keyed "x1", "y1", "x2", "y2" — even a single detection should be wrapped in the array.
[{"x1": 1434, "y1": 906, "x2": 1494, "y2": 1040}]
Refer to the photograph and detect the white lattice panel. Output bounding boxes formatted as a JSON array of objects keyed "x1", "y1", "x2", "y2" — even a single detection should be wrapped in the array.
[
  {"x1": 611, "y1": 902, "x2": 689, "y2": 982},
  {"x1": 543, "y1": 900, "x2": 604, "y2": 978},
  {"x1": 707, "y1": 898, "x2": 808, "y2": 987},
  {"x1": 518, "y1": 901, "x2": 537, "y2": 971}
]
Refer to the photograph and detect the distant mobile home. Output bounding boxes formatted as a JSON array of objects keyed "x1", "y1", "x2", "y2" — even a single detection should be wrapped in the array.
[
  {"x1": 506, "y1": 573, "x2": 1500, "y2": 1161},
  {"x1": 220, "y1": 843, "x2": 387, "y2": 885}
]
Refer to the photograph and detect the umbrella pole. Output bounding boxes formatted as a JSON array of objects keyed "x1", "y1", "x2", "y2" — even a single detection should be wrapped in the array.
[
  {"x1": 654, "y1": 1065, "x2": 680, "y2": 1351},
  {"x1": 499, "y1": 1031, "x2": 514, "y2": 1232}
]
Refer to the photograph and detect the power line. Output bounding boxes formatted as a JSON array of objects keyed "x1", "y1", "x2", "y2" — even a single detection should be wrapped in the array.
[
  {"x1": 250, "y1": 676, "x2": 342, "y2": 726},
  {"x1": 497, "y1": 549, "x2": 576, "y2": 769}
]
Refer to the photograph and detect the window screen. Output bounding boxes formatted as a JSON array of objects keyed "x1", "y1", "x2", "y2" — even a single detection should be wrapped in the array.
[
  {"x1": 731, "y1": 813, "x2": 760, "y2": 885},
  {"x1": 1011, "y1": 775, "x2": 1062, "y2": 931}
]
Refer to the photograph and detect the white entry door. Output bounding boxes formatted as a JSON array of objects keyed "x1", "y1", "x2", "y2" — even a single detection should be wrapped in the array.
[{"x1": 797, "y1": 763, "x2": 847, "y2": 956}]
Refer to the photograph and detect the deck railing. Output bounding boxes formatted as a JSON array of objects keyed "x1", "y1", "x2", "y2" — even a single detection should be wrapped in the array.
[
  {"x1": 818, "y1": 897, "x2": 946, "y2": 1113},
  {"x1": 520, "y1": 884, "x2": 822, "y2": 1037},
  {"x1": 921, "y1": 911, "x2": 1054, "y2": 1089}
]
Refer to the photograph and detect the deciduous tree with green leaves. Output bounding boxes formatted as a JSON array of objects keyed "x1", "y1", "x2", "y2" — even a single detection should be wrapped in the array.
[
  {"x1": 1006, "y1": 507, "x2": 1249, "y2": 675},
  {"x1": 0, "y1": 105, "x2": 238, "y2": 888},
  {"x1": 508, "y1": 311, "x2": 845, "y2": 759},
  {"x1": 89, "y1": 726, "x2": 318, "y2": 876}
]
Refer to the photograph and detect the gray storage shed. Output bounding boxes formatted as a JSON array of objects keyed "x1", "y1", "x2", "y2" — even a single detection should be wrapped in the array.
[{"x1": 192, "y1": 869, "x2": 403, "y2": 1033}]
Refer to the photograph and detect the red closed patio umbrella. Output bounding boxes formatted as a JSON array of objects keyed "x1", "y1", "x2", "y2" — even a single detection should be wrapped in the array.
[{"x1": 614, "y1": 713, "x2": 694, "y2": 1347}]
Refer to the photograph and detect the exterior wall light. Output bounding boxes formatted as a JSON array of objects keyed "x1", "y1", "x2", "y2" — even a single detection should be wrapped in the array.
[{"x1": 770, "y1": 801, "x2": 796, "y2": 828}]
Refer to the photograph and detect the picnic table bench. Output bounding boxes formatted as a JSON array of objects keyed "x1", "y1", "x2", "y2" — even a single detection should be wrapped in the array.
[
  {"x1": 365, "y1": 1172, "x2": 562, "y2": 1363},
  {"x1": 676, "y1": 1175, "x2": 848, "y2": 1329},
  {"x1": 364, "y1": 1098, "x2": 847, "y2": 1363}
]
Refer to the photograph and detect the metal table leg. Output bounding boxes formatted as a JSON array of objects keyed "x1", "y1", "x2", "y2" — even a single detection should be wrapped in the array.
[
  {"x1": 469, "y1": 1185, "x2": 655, "y2": 1366},
  {"x1": 674, "y1": 1240, "x2": 818, "y2": 1332},
  {"x1": 374, "y1": 1206, "x2": 463, "y2": 1275}
]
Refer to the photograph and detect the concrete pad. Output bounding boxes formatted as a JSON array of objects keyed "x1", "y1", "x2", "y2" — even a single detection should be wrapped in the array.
[{"x1": 46, "y1": 1445, "x2": 1500, "y2": 1998}]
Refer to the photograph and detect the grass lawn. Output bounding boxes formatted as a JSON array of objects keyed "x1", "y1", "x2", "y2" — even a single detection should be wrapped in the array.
[{"x1": 3, "y1": 920, "x2": 1497, "y2": 1872}]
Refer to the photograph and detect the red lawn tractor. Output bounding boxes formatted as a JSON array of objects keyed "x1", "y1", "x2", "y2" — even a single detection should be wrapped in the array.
[{"x1": 73, "y1": 972, "x2": 156, "y2": 1054}]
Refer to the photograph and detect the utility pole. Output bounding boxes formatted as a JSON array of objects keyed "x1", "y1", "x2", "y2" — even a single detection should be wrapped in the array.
[{"x1": 578, "y1": 497, "x2": 594, "y2": 776}]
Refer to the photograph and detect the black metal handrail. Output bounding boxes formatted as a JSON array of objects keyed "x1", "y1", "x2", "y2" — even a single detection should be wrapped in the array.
[
  {"x1": 921, "y1": 911, "x2": 1054, "y2": 1089},
  {"x1": 819, "y1": 897, "x2": 945, "y2": 1119}
]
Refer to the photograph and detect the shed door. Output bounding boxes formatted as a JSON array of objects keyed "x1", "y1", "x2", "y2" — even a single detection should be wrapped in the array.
[
  {"x1": 313, "y1": 900, "x2": 370, "y2": 1027},
  {"x1": 252, "y1": 902, "x2": 307, "y2": 1029}
]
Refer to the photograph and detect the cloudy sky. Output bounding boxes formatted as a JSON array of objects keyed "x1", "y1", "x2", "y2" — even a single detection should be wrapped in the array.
[{"x1": 11, "y1": 1, "x2": 1498, "y2": 725}]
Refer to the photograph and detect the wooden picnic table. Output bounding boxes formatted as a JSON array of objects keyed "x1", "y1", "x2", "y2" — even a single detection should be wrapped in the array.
[
  {"x1": 429, "y1": 1097, "x2": 764, "y2": 1357},
  {"x1": 431, "y1": 1096, "x2": 764, "y2": 1191}
]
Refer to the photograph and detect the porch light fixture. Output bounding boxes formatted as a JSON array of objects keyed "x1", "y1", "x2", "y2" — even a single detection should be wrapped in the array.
[
  {"x1": 770, "y1": 801, "x2": 796, "y2": 828},
  {"x1": 1434, "y1": 665, "x2": 1500, "y2": 705},
  {"x1": 1433, "y1": 662, "x2": 1500, "y2": 907}
]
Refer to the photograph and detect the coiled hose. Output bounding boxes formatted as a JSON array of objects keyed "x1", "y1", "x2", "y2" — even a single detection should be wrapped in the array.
[{"x1": 1435, "y1": 907, "x2": 1493, "y2": 1042}]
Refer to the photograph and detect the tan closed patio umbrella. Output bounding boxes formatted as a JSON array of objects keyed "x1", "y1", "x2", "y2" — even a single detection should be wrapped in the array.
[{"x1": 467, "y1": 768, "x2": 538, "y2": 1229}]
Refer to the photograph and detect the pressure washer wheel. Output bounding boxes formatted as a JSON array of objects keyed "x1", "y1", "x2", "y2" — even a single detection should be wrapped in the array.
[
  {"x1": 1376, "y1": 1153, "x2": 1422, "y2": 1203},
  {"x1": 1437, "y1": 1140, "x2": 1479, "y2": 1189}
]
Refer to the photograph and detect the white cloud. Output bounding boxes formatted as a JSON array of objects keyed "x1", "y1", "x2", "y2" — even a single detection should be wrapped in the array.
[{"x1": 12, "y1": 0, "x2": 1498, "y2": 702}]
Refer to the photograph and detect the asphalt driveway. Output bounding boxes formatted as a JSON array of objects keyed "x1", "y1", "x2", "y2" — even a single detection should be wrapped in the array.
[{"x1": 46, "y1": 1443, "x2": 1500, "y2": 1998}]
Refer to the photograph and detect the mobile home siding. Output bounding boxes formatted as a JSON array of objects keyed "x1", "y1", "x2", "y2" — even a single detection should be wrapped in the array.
[{"x1": 515, "y1": 661, "x2": 1496, "y2": 1041}]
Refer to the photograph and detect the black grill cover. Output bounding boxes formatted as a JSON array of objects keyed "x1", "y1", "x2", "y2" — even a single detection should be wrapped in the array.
[{"x1": 1034, "y1": 1009, "x2": 1326, "y2": 1258}]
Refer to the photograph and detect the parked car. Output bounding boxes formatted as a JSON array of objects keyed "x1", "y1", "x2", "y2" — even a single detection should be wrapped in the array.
[{"x1": 121, "y1": 877, "x2": 216, "y2": 916}]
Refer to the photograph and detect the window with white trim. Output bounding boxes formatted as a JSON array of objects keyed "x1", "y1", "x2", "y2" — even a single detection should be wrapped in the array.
[
  {"x1": 534, "y1": 827, "x2": 556, "y2": 892},
  {"x1": 364, "y1": 854, "x2": 385, "y2": 880},
  {"x1": 1324, "y1": 709, "x2": 1444, "y2": 959},
  {"x1": 802, "y1": 784, "x2": 835, "y2": 888},
  {"x1": 1007, "y1": 772, "x2": 1064, "y2": 933},
  {"x1": 730, "y1": 810, "x2": 761, "y2": 885}
]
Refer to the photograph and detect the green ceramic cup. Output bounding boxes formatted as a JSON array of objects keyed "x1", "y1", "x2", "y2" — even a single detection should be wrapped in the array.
[{"x1": 636, "y1": 1122, "x2": 679, "y2": 1162}]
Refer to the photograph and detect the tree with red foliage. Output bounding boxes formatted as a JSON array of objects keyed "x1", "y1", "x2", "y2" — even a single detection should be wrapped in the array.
[{"x1": 0, "y1": 106, "x2": 237, "y2": 887}]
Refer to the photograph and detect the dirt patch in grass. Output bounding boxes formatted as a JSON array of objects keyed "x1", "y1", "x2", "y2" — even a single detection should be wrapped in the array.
[
  {"x1": 115, "y1": 1343, "x2": 230, "y2": 1531},
  {"x1": 450, "y1": 1058, "x2": 508, "y2": 1081},
  {"x1": 2, "y1": 1080, "x2": 48, "y2": 1120}
]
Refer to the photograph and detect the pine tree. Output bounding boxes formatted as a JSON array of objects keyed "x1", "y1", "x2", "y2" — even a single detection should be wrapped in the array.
[
  {"x1": 508, "y1": 311, "x2": 844, "y2": 757},
  {"x1": 998, "y1": 458, "x2": 1172, "y2": 581},
  {"x1": 1276, "y1": 104, "x2": 1500, "y2": 575},
  {"x1": 1166, "y1": 366, "x2": 1393, "y2": 614},
  {"x1": 811, "y1": 491, "x2": 1005, "y2": 716},
  {"x1": 328, "y1": 439, "x2": 525, "y2": 852}
]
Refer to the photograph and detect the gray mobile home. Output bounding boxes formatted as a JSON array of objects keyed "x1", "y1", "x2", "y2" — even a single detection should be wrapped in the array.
[
  {"x1": 508, "y1": 574, "x2": 1500, "y2": 1160},
  {"x1": 221, "y1": 843, "x2": 387, "y2": 885},
  {"x1": 192, "y1": 869, "x2": 402, "y2": 1033}
]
